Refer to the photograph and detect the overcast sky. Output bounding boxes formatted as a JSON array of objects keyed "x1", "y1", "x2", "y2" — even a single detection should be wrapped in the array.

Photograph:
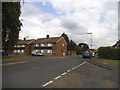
[{"x1": 19, "y1": 0, "x2": 119, "y2": 49}]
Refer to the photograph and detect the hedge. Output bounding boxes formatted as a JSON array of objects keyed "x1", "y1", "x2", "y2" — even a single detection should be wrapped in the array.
[{"x1": 98, "y1": 47, "x2": 120, "y2": 60}]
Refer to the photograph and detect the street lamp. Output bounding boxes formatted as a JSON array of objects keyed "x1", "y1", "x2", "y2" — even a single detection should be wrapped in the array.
[{"x1": 87, "y1": 33, "x2": 92, "y2": 49}]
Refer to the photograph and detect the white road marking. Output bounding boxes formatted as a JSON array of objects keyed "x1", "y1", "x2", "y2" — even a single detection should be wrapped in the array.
[
  {"x1": 42, "y1": 80, "x2": 53, "y2": 87},
  {"x1": 61, "y1": 72, "x2": 67, "y2": 76},
  {"x1": 79, "y1": 61, "x2": 86, "y2": 66},
  {"x1": 67, "y1": 70, "x2": 71, "y2": 72},
  {"x1": 42, "y1": 61, "x2": 87, "y2": 87},
  {"x1": 72, "y1": 68, "x2": 75, "y2": 70},
  {"x1": 54, "y1": 76, "x2": 61, "y2": 80},
  {"x1": 74, "y1": 66, "x2": 77, "y2": 69}
]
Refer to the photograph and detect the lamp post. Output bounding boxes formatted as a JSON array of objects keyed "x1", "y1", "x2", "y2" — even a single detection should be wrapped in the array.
[{"x1": 87, "y1": 33, "x2": 92, "y2": 49}]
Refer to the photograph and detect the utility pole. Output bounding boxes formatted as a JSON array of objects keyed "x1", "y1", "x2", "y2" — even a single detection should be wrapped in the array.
[{"x1": 87, "y1": 33, "x2": 92, "y2": 49}]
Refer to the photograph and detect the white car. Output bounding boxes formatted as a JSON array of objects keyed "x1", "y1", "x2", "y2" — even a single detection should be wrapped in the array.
[{"x1": 31, "y1": 50, "x2": 43, "y2": 56}]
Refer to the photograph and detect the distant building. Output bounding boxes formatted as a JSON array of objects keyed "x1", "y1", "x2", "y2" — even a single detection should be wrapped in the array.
[
  {"x1": 112, "y1": 40, "x2": 120, "y2": 48},
  {"x1": 13, "y1": 35, "x2": 67, "y2": 56}
]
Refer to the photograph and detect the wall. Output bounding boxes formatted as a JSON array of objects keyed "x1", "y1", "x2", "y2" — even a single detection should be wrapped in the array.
[{"x1": 53, "y1": 38, "x2": 67, "y2": 56}]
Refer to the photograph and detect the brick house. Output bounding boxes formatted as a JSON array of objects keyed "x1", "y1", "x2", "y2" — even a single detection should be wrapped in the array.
[
  {"x1": 13, "y1": 39, "x2": 35, "y2": 55},
  {"x1": 13, "y1": 35, "x2": 67, "y2": 56}
]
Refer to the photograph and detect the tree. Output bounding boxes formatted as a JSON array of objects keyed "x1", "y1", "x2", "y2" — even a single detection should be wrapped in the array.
[
  {"x1": 68, "y1": 40, "x2": 77, "y2": 51},
  {"x1": 61, "y1": 33, "x2": 69, "y2": 44},
  {"x1": 2, "y1": 2, "x2": 22, "y2": 52},
  {"x1": 75, "y1": 43, "x2": 89, "y2": 55},
  {"x1": 78, "y1": 43, "x2": 89, "y2": 52},
  {"x1": 75, "y1": 46, "x2": 82, "y2": 55}
]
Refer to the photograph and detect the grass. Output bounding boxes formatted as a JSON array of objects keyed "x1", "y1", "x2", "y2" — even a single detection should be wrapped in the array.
[
  {"x1": 0, "y1": 55, "x2": 29, "y2": 62},
  {"x1": 98, "y1": 58, "x2": 120, "y2": 65}
]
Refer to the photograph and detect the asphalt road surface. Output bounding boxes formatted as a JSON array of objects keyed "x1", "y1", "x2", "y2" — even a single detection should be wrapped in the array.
[
  {"x1": 3, "y1": 56, "x2": 86, "y2": 88},
  {"x1": 2, "y1": 56, "x2": 118, "y2": 88}
]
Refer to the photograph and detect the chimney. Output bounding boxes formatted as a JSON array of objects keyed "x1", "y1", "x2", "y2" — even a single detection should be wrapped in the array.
[
  {"x1": 46, "y1": 35, "x2": 49, "y2": 38},
  {"x1": 23, "y1": 37, "x2": 26, "y2": 40}
]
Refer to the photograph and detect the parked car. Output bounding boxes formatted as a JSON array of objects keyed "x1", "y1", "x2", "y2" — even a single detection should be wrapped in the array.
[
  {"x1": 91, "y1": 52, "x2": 95, "y2": 57},
  {"x1": 0, "y1": 50, "x2": 8, "y2": 56},
  {"x1": 31, "y1": 50, "x2": 43, "y2": 56},
  {"x1": 82, "y1": 51, "x2": 92, "y2": 58}
]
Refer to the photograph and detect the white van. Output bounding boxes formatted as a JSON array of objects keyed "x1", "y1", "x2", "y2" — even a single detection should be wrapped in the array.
[{"x1": 31, "y1": 50, "x2": 43, "y2": 56}]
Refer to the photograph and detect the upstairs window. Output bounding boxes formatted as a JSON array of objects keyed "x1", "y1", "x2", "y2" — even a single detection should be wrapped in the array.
[
  {"x1": 35, "y1": 44, "x2": 39, "y2": 47},
  {"x1": 62, "y1": 44, "x2": 64, "y2": 47},
  {"x1": 41, "y1": 44, "x2": 44, "y2": 47},
  {"x1": 48, "y1": 43, "x2": 53, "y2": 46},
  {"x1": 21, "y1": 45, "x2": 25, "y2": 47}
]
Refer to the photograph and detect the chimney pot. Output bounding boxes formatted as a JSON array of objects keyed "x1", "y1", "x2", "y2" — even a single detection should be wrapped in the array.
[
  {"x1": 24, "y1": 37, "x2": 26, "y2": 40},
  {"x1": 46, "y1": 35, "x2": 49, "y2": 38}
]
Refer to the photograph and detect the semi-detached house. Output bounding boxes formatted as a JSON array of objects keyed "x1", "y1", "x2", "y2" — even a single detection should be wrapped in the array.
[{"x1": 14, "y1": 35, "x2": 67, "y2": 56}]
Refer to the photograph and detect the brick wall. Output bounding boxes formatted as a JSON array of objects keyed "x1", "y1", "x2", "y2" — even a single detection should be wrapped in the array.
[{"x1": 53, "y1": 38, "x2": 67, "y2": 56}]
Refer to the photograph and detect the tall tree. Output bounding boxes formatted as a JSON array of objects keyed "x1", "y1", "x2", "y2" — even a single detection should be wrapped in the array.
[
  {"x1": 2, "y1": 2, "x2": 22, "y2": 52},
  {"x1": 61, "y1": 33, "x2": 69, "y2": 44},
  {"x1": 68, "y1": 40, "x2": 77, "y2": 51}
]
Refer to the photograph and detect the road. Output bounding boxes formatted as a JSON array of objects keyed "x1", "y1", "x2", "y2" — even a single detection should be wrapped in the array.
[
  {"x1": 2, "y1": 56, "x2": 118, "y2": 88},
  {"x1": 3, "y1": 56, "x2": 86, "y2": 88}
]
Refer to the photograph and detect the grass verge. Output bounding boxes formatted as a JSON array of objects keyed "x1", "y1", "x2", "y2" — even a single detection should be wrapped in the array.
[
  {"x1": 0, "y1": 55, "x2": 29, "y2": 62},
  {"x1": 98, "y1": 58, "x2": 120, "y2": 65}
]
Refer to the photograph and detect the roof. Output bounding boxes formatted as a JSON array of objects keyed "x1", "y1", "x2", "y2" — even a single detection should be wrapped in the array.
[
  {"x1": 112, "y1": 40, "x2": 120, "y2": 48},
  {"x1": 32, "y1": 37, "x2": 61, "y2": 44},
  {"x1": 17, "y1": 39, "x2": 35, "y2": 45}
]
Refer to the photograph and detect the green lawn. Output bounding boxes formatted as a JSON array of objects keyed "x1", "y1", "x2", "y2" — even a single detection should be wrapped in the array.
[
  {"x1": 1, "y1": 55, "x2": 29, "y2": 62},
  {"x1": 98, "y1": 58, "x2": 120, "y2": 65}
]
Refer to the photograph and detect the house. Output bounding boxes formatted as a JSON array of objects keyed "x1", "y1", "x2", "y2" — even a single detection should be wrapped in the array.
[
  {"x1": 13, "y1": 35, "x2": 67, "y2": 56},
  {"x1": 112, "y1": 40, "x2": 120, "y2": 48},
  {"x1": 13, "y1": 39, "x2": 35, "y2": 55}
]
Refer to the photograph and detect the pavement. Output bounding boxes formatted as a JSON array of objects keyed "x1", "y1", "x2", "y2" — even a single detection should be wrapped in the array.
[{"x1": 2, "y1": 56, "x2": 118, "y2": 88}]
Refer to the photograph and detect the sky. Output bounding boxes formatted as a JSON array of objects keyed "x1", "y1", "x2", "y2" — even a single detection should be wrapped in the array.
[{"x1": 19, "y1": 0, "x2": 119, "y2": 49}]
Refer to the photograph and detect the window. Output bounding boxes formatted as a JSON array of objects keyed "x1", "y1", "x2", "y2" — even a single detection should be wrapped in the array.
[
  {"x1": 35, "y1": 44, "x2": 39, "y2": 47},
  {"x1": 21, "y1": 50, "x2": 24, "y2": 53},
  {"x1": 62, "y1": 44, "x2": 64, "y2": 47},
  {"x1": 14, "y1": 50, "x2": 17, "y2": 52},
  {"x1": 44, "y1": 43, "x2": 48, "y2": 47},
  {"x1": 43, "y1": 50, "x2": 48, "y2": 53},
  {"x1": 18, "y1": 50, "x2": 20, "y2": 53},
  {"x1": 14, "y1": 45, "x2": 17, "y2": 47},
  {"x1": 21, "y1": 45, "x2": 25, "y2": 47},
  {"x1": 48, "y1": 50, "x2": 52, "y2": 53},
  {"x1": 48, "y1": 43, "x2": 53, "y2": 46},
  {"x1": 17, "y1": 45, "x2": 21, "y2": 47},
  {"x1": 41, "y1": 50, "x2": 43, "y2": 53},
  {"x1": 41, "y1": 44, "x2": 44, "y2": 46}
]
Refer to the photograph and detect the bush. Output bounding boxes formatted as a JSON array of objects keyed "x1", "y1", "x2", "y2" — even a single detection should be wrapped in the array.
[{"x1": 98, "y1": 47, "x2": 120, "y2": 60}]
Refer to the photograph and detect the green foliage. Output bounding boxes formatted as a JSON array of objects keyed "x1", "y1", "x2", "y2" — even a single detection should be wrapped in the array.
[
  {"x1": 61, "y1": 33, "x2": 69, "y2": 44},
  {"x1": 2, "y1": 2, "x2": 22, "y2": 52},
  {"x1": 68, "y1": 40, "x2": 77, "y2": 51},
  {"x1": 78, "y1": 43, "x2": 89, "y2": 51},
  {"x1": 75, "y1": 43, "x2": 89, "y2": 55},
  {"x1": 75, "y1": 46, "x2": 82, "y2": 55},
  {"x1": 98, "y1": 47, "x2": 120, "y2": 60}
]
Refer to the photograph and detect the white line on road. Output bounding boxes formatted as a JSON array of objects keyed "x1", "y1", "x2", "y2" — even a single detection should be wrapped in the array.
[
  {"x1": 54, "y1": 76, "x2": 61, "y2": 80},
  {"x1": 72, "y1": 68, "x2": 75, "y2": 70},
  {"x1": 79, "y1": 61, "x2": 86, "y2": 66},
  {"x1": 42, "y1": 80, "x2": 53, "y2": 87},
  {"x1": 74, "y1": 66, "x2": 77, "y2": 69},
  {"x1": 61, "y1": 72, "x2": 67, "y2": 76},
  {"x1": 67, "y1": 70, "x2": 71, "y2": 72},
  {"x1": 42, "y1": 61, "x2": 87, "y2": 87}
]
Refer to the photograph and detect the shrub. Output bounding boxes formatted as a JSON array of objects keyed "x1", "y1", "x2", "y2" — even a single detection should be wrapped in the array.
[{"x1": 98, "y1": 47, "x2": 120, "y2": 60}]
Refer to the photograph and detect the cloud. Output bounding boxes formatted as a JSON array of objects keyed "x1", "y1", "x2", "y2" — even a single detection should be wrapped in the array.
[{"x1": 20, "y1": 1, "x2": 118, "y2": 49}]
